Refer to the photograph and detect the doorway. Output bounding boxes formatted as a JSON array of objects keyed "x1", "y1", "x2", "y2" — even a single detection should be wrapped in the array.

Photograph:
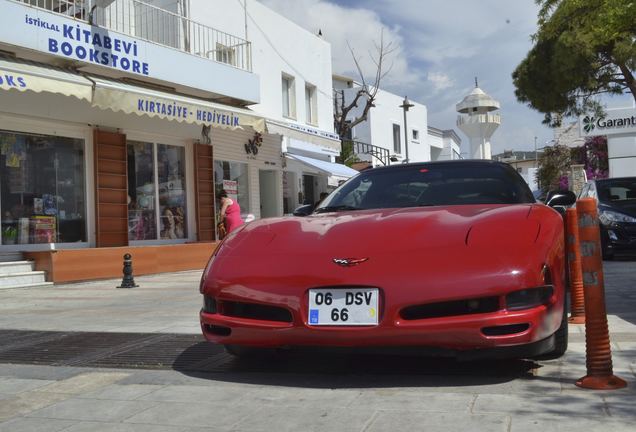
[
  {"x1": 259, "y1": 170, "x2": 279, "y2": 218},
  {"x1": 302, "y1": 174, "x2": 315, "y2": 205}
]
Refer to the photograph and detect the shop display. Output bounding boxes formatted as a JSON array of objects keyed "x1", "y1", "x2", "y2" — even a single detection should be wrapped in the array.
[
  {"x1": 214, "y1": 160, "x2": 249, "y2": 221},
  {"x1": 128, "y1": 141, "x2": 187, "y2": 241},
  {"x1": 31, "y1": 216, "x2": 56, "y2": 243},
  {"x1": 0, "y1": 129, "x2": 86, "y2": 245},
  {"x1": 2, "y1": 225, "x2": 16, "y2": 245}
]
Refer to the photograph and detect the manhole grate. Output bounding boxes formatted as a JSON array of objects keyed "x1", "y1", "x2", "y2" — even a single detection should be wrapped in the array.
[
  {"x1": 0, "y1": 330, "x2": 226, "y2": 371},
  {"x1": 0, "y1": 329, "x2": 560, "y2": 377}
]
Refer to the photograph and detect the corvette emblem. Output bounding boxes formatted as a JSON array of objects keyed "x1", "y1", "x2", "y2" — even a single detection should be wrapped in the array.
[{"x1": 332, "y1": 257, "x2": 369, "y2": 267}]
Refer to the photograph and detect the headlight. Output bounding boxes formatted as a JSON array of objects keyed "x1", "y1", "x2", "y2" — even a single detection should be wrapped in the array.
[
  {"x1": 506, "y1": 286, "x2": 554, "y2": 310},
  {"x1": 199, "y1": 235, "x2": 231, "y2": 293},
  {"x1": 202, "y1": 295, "x2": 217, "y2": 313},
  {"x1": 599, "y1": 210, "x2": 636, "y2": 224}
]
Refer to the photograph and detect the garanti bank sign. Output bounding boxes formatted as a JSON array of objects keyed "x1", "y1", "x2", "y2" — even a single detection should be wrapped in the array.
[{"x1": 580, "y1": 108, "x2": 636, "y2": 137}]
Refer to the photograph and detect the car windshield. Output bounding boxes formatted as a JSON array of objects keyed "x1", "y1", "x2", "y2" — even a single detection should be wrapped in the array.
[
  {"x1": 315, "y1": 162, "x2": 535, "y2": 212},
  {"x1": 596, "y1": 178, "x2": 636, "y2": 208}
]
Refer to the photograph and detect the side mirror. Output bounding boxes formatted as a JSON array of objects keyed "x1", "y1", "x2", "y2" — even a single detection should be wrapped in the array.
[
  {"x1": 292, "y1": 204, "x2": 314, "y2": 217},
  {"x1": 546, "y1": 190, "x2": 576, "y2": 207}
]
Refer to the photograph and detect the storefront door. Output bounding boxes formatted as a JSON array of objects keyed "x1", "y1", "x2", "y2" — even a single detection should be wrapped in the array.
[
  {"x1": 302, "y1": 174, "x2": 315, "y2": 206},
  {"x1": 259, "y1": 170, "x2": 278, "y2": 218}
]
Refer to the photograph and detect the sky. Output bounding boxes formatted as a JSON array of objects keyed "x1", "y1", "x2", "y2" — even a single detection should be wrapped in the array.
[{"x1": 258, "y1": 0, "x2": 628, "y2": 156}]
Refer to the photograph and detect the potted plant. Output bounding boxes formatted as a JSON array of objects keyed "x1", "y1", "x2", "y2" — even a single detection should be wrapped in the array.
[{"x1": 2, "y1": 226, "x2": 17, "y2": 245}]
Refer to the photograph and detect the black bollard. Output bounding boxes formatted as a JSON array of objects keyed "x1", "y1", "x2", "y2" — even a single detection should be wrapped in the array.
[{"x1": 117, "y1": 253, "x2": 138, "y2": 288}]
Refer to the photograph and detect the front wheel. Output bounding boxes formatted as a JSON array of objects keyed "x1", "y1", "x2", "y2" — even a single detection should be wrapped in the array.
[
  {"x1": 223, "y1": 344, "x2": 278, "y2": 358},
  {"x1": 224, "y1": 344, "x2": 257, "y2": 357},
  {"x1": 601, "y1": 229, "x2": 615, "y2": 260},
  {"x1": 536, "y1": 300, "x2": 569, "y2": 360},
  {"x1": 550, "y1": 307, "x2": 569, "y2": 358}
]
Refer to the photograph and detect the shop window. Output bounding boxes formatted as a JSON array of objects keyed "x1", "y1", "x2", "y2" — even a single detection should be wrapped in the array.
[
  {"x1": 283, "y1": 171, "x2": 295, "y2": 214},
  {"x1": 305, "y1": 83, "x2": 317, "y2": 125},
  {"x1": 127, "y1": 142, "x2": 156, "y2": 240},
  {"x1": 0, "y1": 130, "x2": 86, "y2": 245},
  {"x1": 157, "y1": 144, "x2": 186, "y2": 240},
  {"x1": 215, "y1": 43, "x2": 236, "y2": 66},
  {"x1": 392, "y1": 124, "x2": 401, "y2": 154},
  {"x1": 127, "y1": 141, "x2": 187, "y2": 241},
  {"x1": 282, "y1": 74, "x2": 296, "y2": 118},
  {"x1": 214, "y1": 160, "x2": 249, "y2": 222}
]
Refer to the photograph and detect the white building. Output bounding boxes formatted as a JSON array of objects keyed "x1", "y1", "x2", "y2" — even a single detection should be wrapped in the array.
[
  {"x1": 492, "y1": 151, "x2": 541, "y2": 190},
  {"x1": 0, "y1": 0, "x2": 345, "y2": 281},
  {"x1": 427, "y1": 127, "x2": 462, "y2": 161},
  {"x1": 553, "y1": 121, "x2": 585, "y2": 149},
  {"x1": 333, "y1": 76, "x2": 461, "y2": 167},
  {"x1": 334, "y1": 78, "x2": 430, "y2": 167},
  {"x1": 189, "y1": 0, "x2": 354, "y2": 213}
]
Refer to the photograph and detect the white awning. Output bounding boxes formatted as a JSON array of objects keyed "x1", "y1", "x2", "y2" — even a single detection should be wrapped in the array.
[
  {"x1": 286, "y1": 153, "x2": 359, "y2": 180},
  {"x1": 266, "y1": 120, "x2": 341, "y2": 152},
  {"x1": 90, "y1": 77, "x2": 265, "y2": 132},
  {"x1": 288, "y1": 138, "x2": 340, "y2": 156},
  {"x1": 0, "y1": 56, "x2": 93, "y2": 101}
]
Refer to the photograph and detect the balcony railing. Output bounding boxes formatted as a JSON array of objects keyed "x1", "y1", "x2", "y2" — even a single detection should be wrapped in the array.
[
  {"x1": 14, "y1": 0, "x2": 252, "y2": 72},
  {"x1": 456, "y1": 113, "x2": 501, "y2": 126},
  {"x1": 340, "y1": 140, "x2": 391, "y2": 166}
]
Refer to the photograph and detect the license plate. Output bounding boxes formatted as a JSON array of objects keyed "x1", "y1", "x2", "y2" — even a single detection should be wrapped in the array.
[{"x1": 308, "y1": 288, "x2": 379, "y2": 326}]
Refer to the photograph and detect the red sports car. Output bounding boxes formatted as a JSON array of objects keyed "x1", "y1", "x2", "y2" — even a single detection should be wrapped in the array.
[{"x1": 200, "y1": 160, "x2": 576, "y2": 359}]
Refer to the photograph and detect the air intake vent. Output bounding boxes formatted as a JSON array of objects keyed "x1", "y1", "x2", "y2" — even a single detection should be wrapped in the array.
[
  {"x1": 400, "y1": 297, "x2": 500, "y2": 320},
  {"x1": 482, "y1": 323, "x2": 530, "y2": 336},
  {"x1": 222, "y1": 301, "x2": 293, "y2": 323}
]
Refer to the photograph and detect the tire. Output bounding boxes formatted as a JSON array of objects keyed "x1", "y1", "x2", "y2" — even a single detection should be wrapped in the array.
[
  {"x1": 537, "y1": 298, "x2": 569, "y2": 360},
  {"x1": 601, "y1": 229, "x2": 615, "y2": 260},
  {"x1": 223, "y1": 344, "x2": 256, "y2": 357},
  {"x1": 224, "y1": 344, "x2": 275, "y2": 357},
  {"x1": 550, "y1": 306, "x2": 569, "y2": 358}
]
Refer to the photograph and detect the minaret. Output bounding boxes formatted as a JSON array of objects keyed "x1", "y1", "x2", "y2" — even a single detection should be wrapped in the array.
[{"x1": 456, "y1": 79, "x2": 501, "y2": 159}]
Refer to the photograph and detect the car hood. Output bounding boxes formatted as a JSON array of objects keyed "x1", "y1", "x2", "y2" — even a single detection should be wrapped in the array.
[
  {"x1": 208, "y1": 204, "x2": 563, "y2": 299},
  {"x1": 224, "y1": 204, "x2": 548, "y2": 256},
  {"x1": 599, "y1": 201, "x2": 636, "y2": 218}
]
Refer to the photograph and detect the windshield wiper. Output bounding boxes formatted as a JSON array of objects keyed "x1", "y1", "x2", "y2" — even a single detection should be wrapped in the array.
[{"x1": 314, "y1": 205, "x2": 361, "y2": 213}]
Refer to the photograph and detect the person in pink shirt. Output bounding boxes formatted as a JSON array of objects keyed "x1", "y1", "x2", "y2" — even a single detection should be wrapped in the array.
[{"x1": 219, "y1": 189, "x2": 244, "y2": 235}]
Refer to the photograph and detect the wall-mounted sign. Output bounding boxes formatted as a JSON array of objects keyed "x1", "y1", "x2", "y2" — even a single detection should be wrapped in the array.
[
  {"x1": 0, "y1": 1, "x2": 260, "y2": 103},
  {"x1": 91, "y1": 77, "x2": 265, "y2": 132},
  {"x1": 244, "y1": 132, "x2": 263, "y2": 155},
  {"x1": 580, "y1": 108, "x2": 636, "y2": 137},
  {"x1": 22, "y1": 10, "x2": 151, "y2": 76},
  {"x1": 265, "y1": 120, "x2": 341, "y2": 152},
  {"x1": 0, "y1": 58, "x2": 93, "y2": 101},
  {"x1": 222, "y1": 179, "x2": 238, "y2": 202}
]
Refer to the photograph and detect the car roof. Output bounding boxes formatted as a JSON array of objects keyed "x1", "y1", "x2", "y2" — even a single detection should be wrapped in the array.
[
  {"x1": 594, "y1": 177, "x2": 636, "y2": 183},
  {"x1": 364, "y1": 159, "x2": 511, "y2": 172}
]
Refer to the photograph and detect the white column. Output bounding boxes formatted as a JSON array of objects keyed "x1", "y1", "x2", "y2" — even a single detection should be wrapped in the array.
[{"x1": 608, "y1": 135, "x2": 636, "y2": 177}]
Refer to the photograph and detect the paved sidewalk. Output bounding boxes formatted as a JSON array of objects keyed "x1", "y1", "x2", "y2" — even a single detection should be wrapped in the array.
[
  {"x1": 0, "y1": 271, "x2": 204, "y2": 334},
  {"x1": 0, "y1": 262, "x2": 634, "y2": 431}
]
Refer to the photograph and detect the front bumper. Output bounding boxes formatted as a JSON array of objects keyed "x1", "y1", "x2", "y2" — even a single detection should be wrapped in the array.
[
  {"x1": 602, "y1": 222, "x2": 636, "y2": 252},
  {"x1": 200, "y1": 300, "x2": 561, "y2": 353}
]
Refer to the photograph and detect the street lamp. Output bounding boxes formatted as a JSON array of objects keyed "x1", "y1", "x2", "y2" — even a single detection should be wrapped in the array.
[{"x1": 399, "y1": 96, "x2": 414, "y2": 163}]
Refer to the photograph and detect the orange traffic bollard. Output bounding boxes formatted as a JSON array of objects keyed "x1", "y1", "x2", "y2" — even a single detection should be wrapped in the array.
[
  {"x1": 575, "y1": 198, "x2": 626, "y2": 390},
  {"x1": 565, "y1": 208, "x2": 585, "y2": 324}
]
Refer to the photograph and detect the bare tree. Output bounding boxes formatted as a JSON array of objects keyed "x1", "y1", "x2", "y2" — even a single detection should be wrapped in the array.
[{"x1": 334, "y1": 31, "x2": 396, "y2": 140}]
